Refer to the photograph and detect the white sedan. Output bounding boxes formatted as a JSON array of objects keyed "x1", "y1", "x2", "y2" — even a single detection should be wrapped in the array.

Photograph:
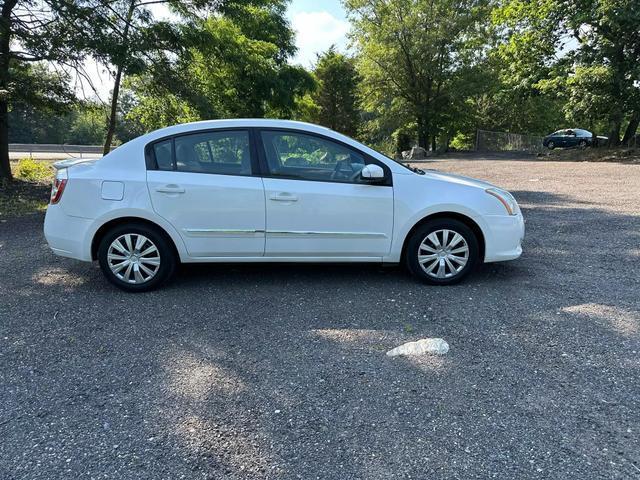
[{"x1": 44, "y1": 119, "x2": 524, "y2": 292}]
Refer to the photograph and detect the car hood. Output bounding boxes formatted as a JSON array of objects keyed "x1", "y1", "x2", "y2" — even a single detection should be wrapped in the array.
[{"x1": 421, "y1": 169, "x2": 497, "y2": 190}]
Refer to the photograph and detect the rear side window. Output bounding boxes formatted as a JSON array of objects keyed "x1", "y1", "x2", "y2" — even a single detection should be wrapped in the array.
[
  {"x1": 174, "y1": 130, "x2": 252, "y2": 175},
  {"x1": 153, "y1": 139, "x2": 173, "y2": 170}
]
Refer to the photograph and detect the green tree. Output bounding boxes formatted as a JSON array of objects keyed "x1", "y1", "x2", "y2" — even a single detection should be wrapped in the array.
[
  {"x1": 93, "y1": 0, "x2": 312, "y2": 150},
  {"x1": 126, "y1": 6, "x2": 314, "y2": 130},
  {"x1": 291, "y1": 93, "x2": 320, "y2": 124},
  {"x1": 346, "y1": 0, "x2": 490, "y2": 150},
  {"x1": 84, "y1": 0, "x2": 183, "y2": 154},
  {"x1": 7, "y1": 63, "x2": 76, "y2": 144},
  {"x1": 495, "y1": 0, "x2": 640, "y2": 145},
  {"x1": 0, "y1": 0, "x2": 93, "y2": 180},
  {"x1": 313, "y1": 47, "x2": 360, "y2": 137},
  {"x1": 66, "y1": 105, "x2": 107, "y2": 145}
]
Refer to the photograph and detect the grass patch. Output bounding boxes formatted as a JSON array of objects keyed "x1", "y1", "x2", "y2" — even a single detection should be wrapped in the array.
[{"x1": 0, "y1": 160, "x2": 53, "y2": 217}]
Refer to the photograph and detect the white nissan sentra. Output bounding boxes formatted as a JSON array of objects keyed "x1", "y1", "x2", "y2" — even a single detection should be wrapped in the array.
[{"x1": 44, "y1": 119, "x2": 524, "y2": 292}]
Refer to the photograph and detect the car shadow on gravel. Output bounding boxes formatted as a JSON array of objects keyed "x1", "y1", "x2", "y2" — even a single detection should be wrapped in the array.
[{"x1": 510, "y1": 189, "x2": 599, "y2": 207}]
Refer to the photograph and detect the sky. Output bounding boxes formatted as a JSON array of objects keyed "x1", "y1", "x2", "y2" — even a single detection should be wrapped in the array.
[
  {"x1": 84, "y1": 0, "x2": 350, "y2": 100},
  {"x1": 286, "y1": 0, "x2": 350, "y2": 67}
]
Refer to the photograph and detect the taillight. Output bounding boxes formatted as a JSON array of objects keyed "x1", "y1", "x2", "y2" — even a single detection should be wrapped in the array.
[{"x1": 50, "y1": 169, "x2": 68, "y2": 204}]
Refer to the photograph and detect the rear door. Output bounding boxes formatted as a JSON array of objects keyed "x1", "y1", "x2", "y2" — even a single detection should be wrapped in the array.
[
  {"x1": 257, "y1": 129, "x2": 393, "y2": 258},
  {"x1": 146, "y1": 129, "x2": 266, "y2": 258}
]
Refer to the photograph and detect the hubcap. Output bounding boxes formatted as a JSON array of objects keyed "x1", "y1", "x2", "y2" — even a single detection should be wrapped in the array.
[
  {"x1": 107, "y1": 234, "x2": 160, "y2": 284},
  {"x1": 418, "y1": 229, "x2": 469, "y2": 279}
]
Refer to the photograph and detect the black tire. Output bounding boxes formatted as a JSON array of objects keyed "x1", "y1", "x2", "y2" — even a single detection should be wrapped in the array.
[
  {"x1": 578, "y1": 140, "x2": 587, "y2": 148},
  {"x1": 547, "y1": 141, "x2": 555, "y2": 150},
  {"x1": 405, "y1": 218, "x2": 480, "y2": 285},
  {"x1": 97, "y1": 223, "x2": 177, "y2": 292}
]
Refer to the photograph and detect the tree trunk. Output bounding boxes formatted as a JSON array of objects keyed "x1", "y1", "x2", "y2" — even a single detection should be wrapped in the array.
[
  {"x1": 431, "y1": 135, "x2": 436, "y2": 153},
  {"x1": 103, "y1": 0, "x2": 136, "y2": 155},
  {"x1": 0, "y1": 100, "x2": 9, "y2": 180},
  {"x1": 416, "y1": 114, "x2": 428, "y2": 150},
  {"x1": 608, "y1": 118, "x2": 622, "y2": 147},
  {"x1": 622, "y1": 111, "x2": 639, "y2": 146},
  {"x1": 607, "y1": 46, "x2": 625, "y2": 148},
  {"x1": 0, "y1": 1, "x2": 17, "y2": 181},
  {"x1": 103, "y1": 62, "x2": 123, "y2": 155}
]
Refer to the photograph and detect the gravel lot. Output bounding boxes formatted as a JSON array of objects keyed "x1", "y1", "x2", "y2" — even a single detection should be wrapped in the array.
[{"x1": 1, "y1": 159, "x2": 639, "y2": 479}]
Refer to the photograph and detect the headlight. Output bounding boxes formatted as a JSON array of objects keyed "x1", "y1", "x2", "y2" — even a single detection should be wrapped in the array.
[{"x1": 486, "y1": 188, "x2": 519, "y2": 215}]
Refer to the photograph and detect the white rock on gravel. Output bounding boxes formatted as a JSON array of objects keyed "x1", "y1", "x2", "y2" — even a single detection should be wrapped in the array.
[{"x1": 386, "y1": 338, "x2": 449, "y2": 357}]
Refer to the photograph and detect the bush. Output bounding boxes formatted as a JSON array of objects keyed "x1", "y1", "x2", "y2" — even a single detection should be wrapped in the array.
[
  {"x1": 450, "y1": 132, "x2": 475, "y2": 151},
  {"x1": 15, "y1": 158, "x2": 53, "y2": 183},
  {"x1": 392, "y1": 128, "x2": 415, "y2": 156}
]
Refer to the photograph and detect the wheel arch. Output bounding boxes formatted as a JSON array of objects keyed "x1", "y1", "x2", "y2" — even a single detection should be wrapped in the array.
[
  {"x1": 400, "y1": 212, "x2": 486, "y2": 263},
  {"x1": 91, "y1": 216, "x2": 181, "y2": 262}
]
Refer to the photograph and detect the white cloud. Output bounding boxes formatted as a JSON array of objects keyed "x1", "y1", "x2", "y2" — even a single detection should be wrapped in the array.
[{"x1": 290, "y1": 11, "x2": 351, "y2": 68}]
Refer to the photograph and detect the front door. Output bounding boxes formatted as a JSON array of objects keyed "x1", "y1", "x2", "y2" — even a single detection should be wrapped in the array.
[
  {"x1": 146, "y1": 129, "x2": 265, "y2": 258},
  {"x1": 257, "y1": 129, "x2": 393, "y2": 257}
]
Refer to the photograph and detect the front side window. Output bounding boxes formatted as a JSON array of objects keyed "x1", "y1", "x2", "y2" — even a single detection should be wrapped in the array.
[
  {"x1": 173, "y1": 130, "x2": 252, "y2": 175},
  {"x1": 260, "y1": 130, "x2": 373, "y2": 183}
]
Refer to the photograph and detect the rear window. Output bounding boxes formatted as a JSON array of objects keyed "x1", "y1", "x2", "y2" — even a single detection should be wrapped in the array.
[{"x1": 153, "y1": 139, "x2": 173, "y2": 170}]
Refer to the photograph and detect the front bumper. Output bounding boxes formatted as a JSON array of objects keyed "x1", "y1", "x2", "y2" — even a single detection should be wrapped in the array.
[
  {"x1": 44, "y1": 205, "x2": 93, "y2": 261},
  {"x1": 483, "y1": 213, "x2": 525, "y2": 263}
]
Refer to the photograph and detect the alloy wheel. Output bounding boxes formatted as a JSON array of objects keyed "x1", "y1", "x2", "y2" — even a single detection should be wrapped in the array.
[
  {"x1": 418, "y1": 229, "x2": 469, "y2": 279},
  {"x1": 107, "y1": 233, "x2": 161, "y2": 284}
]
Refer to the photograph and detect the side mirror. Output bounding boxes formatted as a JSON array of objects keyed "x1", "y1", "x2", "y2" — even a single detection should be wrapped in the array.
[{"x1": 360, "y1": 164, "x2": 385, "y2": 182}]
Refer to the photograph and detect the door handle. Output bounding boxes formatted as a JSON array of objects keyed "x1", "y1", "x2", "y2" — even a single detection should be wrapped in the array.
[
  {"x1": 156, "y1": 185, "x2": 185, "y2": 194},
  {"x1": 269, "y1": 193, "x2": 298, "y2": 202}
]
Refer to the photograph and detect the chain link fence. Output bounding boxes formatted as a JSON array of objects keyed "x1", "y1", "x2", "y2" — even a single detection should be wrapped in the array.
[{"x1": 475, "y1": 130, "x2": 544, "y2": 154}]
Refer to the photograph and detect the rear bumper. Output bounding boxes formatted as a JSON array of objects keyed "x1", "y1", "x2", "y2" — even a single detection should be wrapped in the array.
[
  {"x1": 44, "y1": 205, "x2": 93, "y2": 261},
  {"x1": 483, "y1": 213, "x2": 525, "y2": 263}
]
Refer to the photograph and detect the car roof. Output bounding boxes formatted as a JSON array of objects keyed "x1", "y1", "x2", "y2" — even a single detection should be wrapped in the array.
[
  {"x1": 552, "y1": 128, "x2": 592, "y2": 135},
  {"x1": 142, "y1": 119, "x2": 338, "y2": 142},
  {"x1": 106, "y1": 119, "x2": 410, "y2": 175}
]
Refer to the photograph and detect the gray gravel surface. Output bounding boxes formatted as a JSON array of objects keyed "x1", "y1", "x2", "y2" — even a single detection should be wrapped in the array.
[{"x1": 1, "y1": 159, "x2": 639, "y2": 479}]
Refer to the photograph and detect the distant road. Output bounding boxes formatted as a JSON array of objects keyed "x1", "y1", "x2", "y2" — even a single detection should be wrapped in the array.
[{"x1": 9, "y1": 143, "x2": 114, "y2": 160}]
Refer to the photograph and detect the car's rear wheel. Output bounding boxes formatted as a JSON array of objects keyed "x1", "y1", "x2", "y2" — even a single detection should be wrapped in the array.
[
  {"x1": 547, "y1": 141, "x2": 555, "y2": 149},
  {"x1": 578, "y1": 140, "x2": 587, "y2": 148},
  {"x1": 97, "y1": 223, "x2": 176, "y2": 292},
  {"x1": 405, "y1": 219, "x2": 479, "y2": 285}
]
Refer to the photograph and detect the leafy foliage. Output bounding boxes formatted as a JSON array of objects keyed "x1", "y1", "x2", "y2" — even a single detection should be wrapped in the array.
[
  {"x1": 347, "y1": 0, "x2": 492, "y2": 149},
  {"x1": 14, "y1": 158, "x2": 53, "y2": 183},
  {"x1": 312, "y1": 47, "x2": 360, "y2": 137},
  {"x1": 494, "y1": 0, "x2": 640, "y2": 144},
  {"x1": 126, "y1": 7, "x2": 314, "y2": 131}
]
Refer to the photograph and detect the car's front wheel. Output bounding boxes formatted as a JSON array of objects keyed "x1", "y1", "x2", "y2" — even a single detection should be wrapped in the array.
[
  {"x1": 547, "y1": 141, "x2": 555, "y2": 149},
  {"x1": 405, "y1": 219, "x2": 479, "y2": 285},
  {"x1": 578, "y1": 140, "x2": 588, "y2": 148},
  {"x1": 97, "y1": 223, "x2": 177, "y2": 292}
]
